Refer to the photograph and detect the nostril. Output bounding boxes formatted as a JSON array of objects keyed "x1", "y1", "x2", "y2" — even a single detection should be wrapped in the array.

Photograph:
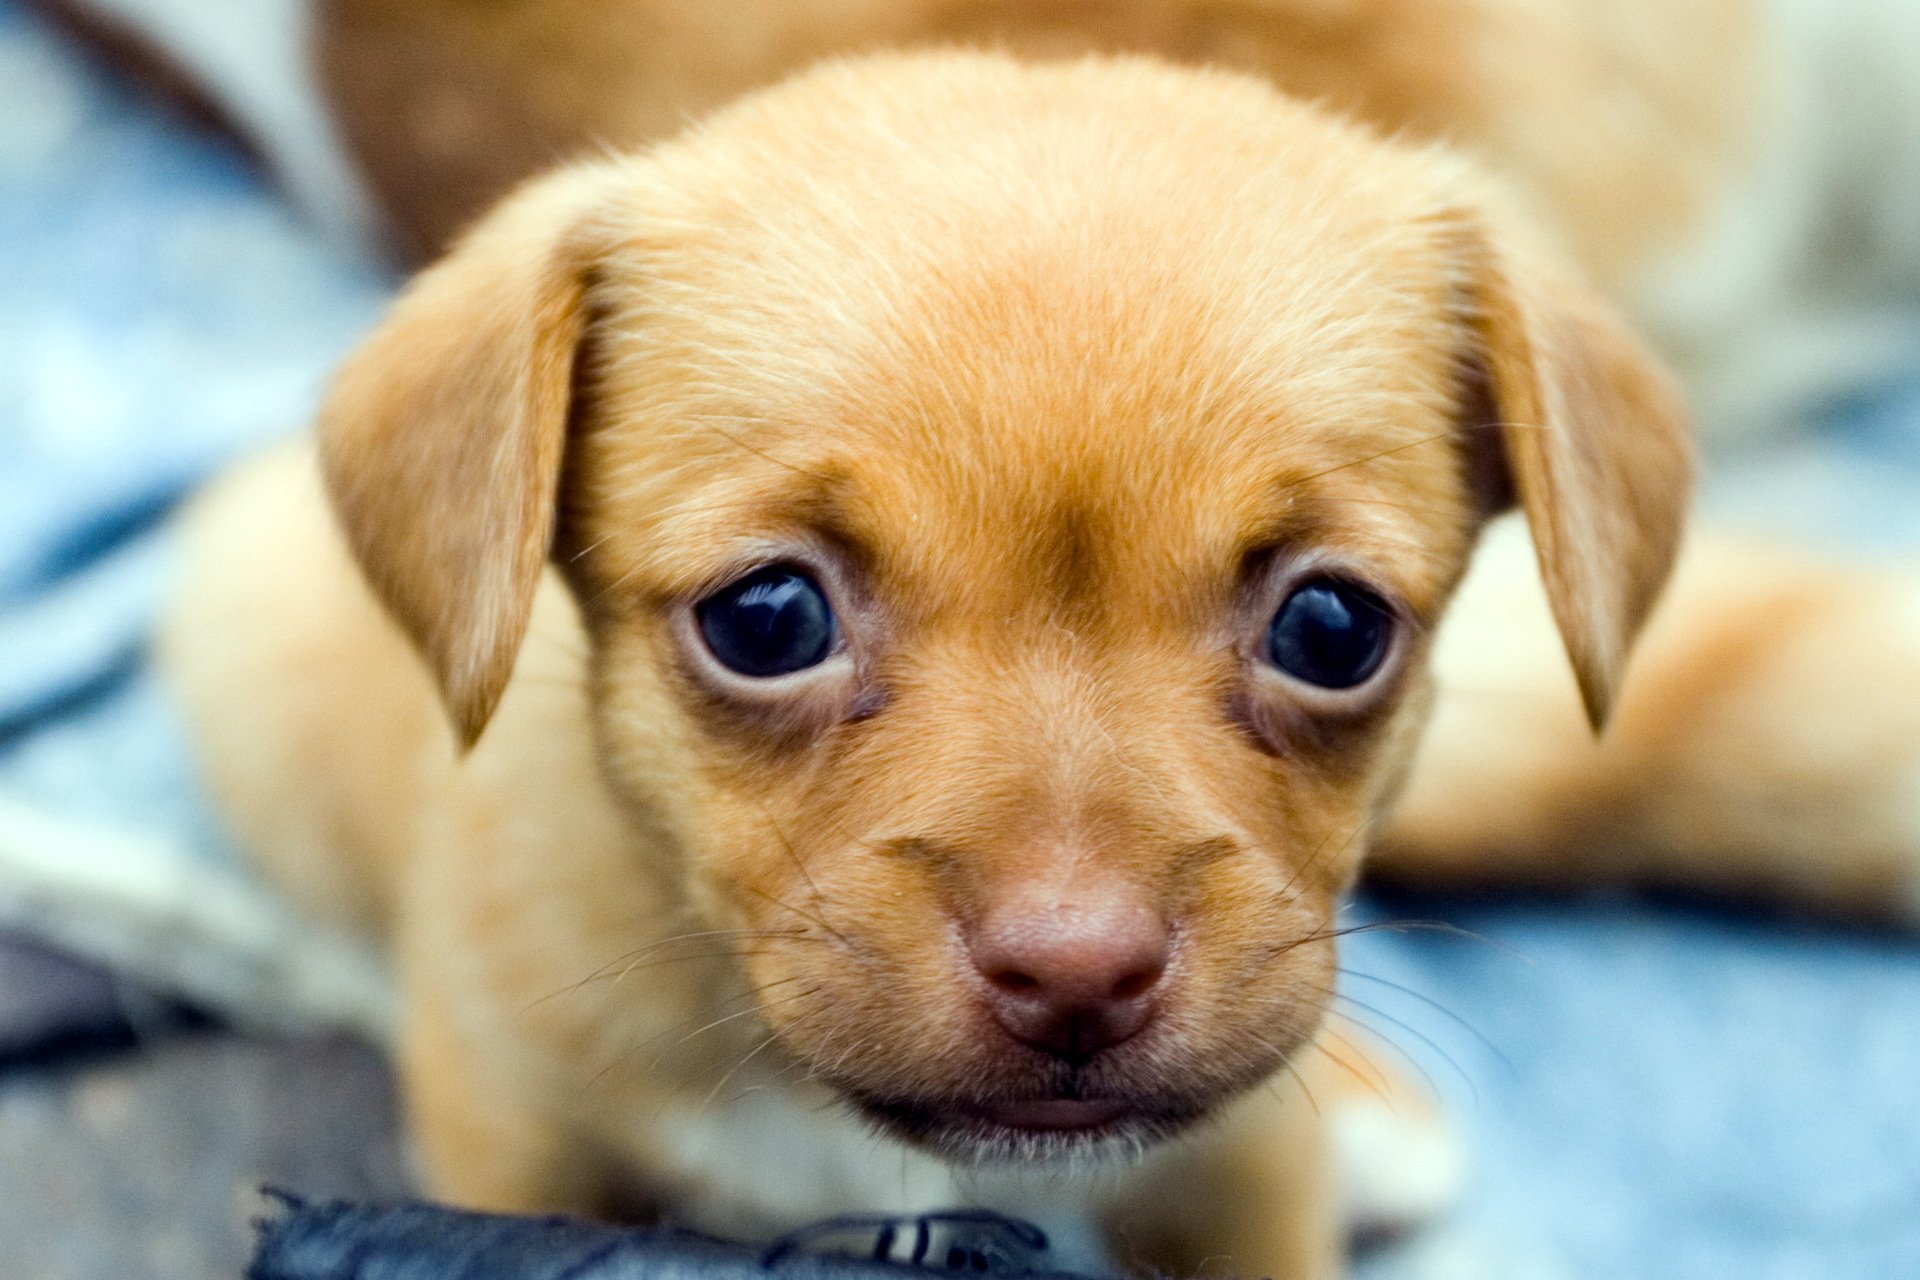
[
  {"x1": 988, "y1": 968, "x2": 1041, "y2": 993},
  {"x1": 1109, "y1": 961, "x2": 1163, "y2": 1002}
]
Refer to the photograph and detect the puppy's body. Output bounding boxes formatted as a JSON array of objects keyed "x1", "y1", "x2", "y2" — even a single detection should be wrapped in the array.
[{"x1": 161, "y1": 51, "x2": 1695, "y2": 1276}]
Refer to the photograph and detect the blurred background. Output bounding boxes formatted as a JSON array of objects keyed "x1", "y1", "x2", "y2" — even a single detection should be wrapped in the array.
[{"x1": 2, "y1": 0, "x2": 1919, "y2": 1277}]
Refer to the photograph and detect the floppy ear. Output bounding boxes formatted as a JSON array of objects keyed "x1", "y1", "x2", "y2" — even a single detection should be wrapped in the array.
[
  {"x1": 318, "y1": 163, "x2": 627, "y2": 747},
  {"x1": 1450, "y1": 217, "x2": 1693, "y2": 729}
]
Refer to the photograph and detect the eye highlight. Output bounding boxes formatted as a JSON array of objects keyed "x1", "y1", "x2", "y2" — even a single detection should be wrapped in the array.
[
  {"x1": 696, "y1": 566, "x2": 837, "y2": 677},
  {"x1": 1266, "y1": 578, "x2": 1392, "y2": 689}
]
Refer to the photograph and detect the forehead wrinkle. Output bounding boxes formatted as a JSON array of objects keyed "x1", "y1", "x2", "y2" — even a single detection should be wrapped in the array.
[
  {"x1": 817, "y1": 350, "x2": 1467, "y2": 633},
  {"x1": 1039, "y1": 503, "x2": 1103, "y2": 617}
]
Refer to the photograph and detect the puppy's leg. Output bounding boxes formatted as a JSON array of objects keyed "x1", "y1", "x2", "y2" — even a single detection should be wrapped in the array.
[
  {"x1": 398, "y1": 985, "x2": 603, "y2": 1215},
  {"x1": 393, "y1": 887, "x2": 638, "y2": 1217},
  {"x1": 1378, "y1": 518, "x2": 1920, "y2": 920},
  {"x1": 1108, "y1": 1086, "x2": 1338, "y2": 1280}
]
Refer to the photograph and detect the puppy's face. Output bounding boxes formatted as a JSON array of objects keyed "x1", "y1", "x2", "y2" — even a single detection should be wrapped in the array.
[
  {"x1": 570, "y1": 121, "x2": 1476, "y2": 1156},
  {"x1": 321, "y1": 55, "x2": 1688, "y2": 1161}
]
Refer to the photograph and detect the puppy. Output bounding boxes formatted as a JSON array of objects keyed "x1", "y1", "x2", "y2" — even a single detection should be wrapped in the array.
[{"x1": 160, "y1": 51, "x2": 1692, "y2": 1278}]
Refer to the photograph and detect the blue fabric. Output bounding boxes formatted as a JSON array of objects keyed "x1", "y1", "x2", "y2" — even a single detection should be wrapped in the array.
[
  {"x1": 0, "y1": 2, "x2": 385, "y2": 845},
  {"x1": 2, "y1": 3, "x2": 1917, "y2": 1276}
]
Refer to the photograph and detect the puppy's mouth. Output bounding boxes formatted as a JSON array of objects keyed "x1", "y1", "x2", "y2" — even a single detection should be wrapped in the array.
[
  {"x1": 965, "y1": 1097, "x2": 1133, "y2": 1130},
  {"x1": 847, "y1": 1085, "x2": 1210, "y2": 1163}
]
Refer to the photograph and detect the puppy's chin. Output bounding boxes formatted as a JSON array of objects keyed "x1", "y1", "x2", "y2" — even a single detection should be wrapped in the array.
[
  {"x1": 839, "y1": 1086, "x2": 1217, "y2": 1168},
  {"x1": 775, "y1": 996, "x2": 1320, "y2": 1168}
]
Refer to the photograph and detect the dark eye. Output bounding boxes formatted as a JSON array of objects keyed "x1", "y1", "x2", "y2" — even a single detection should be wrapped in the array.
[
  {"x1": 1267, "y1": 578, "x2": 1392, "y2": 689},
  {"x1": 696, "y1": 567, "x2": 837, "y2": 677}
]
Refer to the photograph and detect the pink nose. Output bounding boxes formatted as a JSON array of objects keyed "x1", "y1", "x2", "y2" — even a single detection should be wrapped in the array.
[{"x1": 968, "y1": 897, "x2": 1170, "y2": 1064}]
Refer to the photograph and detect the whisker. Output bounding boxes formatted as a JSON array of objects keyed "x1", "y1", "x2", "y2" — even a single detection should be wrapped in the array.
[
  {"x1": 604, "y1": 937, "x2": 816, "y2": 992},
  {"x1": 1268, "y1": 917, "x2": 1500, "y2": 959},
  {"x1": 1328, "y1": 993, "x2": 1476, "y2": 1106},
  {"x1": 602, "y1": 945, "x2": 797, "y2": 990},
  {"x1": 528, "y1": 927, "x2": 817, "y2": 1011},
  {"x1": 709, "y1": 1028, "x2": 818, "y2": 1113},
  {"x1": 1280, "y1": 430, "x2": 1455, "y2": 490},
  {"x1": 1274, "y1": 823, "x2": 1368, "y2": 906},
  {"x1": 663, "y1": 983, "x2": 819, "y2": 1058},
  {"x1": 652, "y1": 1001, "x2": 824, "y2": 1126},
  {"x1": 597, "y1": 925, "x2": 804, "y2": 971},
  {"x1": 1276, "y1": 1059, "x2": 1321, "y2": 1118},
  {"x1": 739, "y1": 882, "x2": 856, "y2": 954},
  {"x1": 1315, "y1": 1004, "x2": 1446, "y2": 1105},
  {"x1": 1309, "y1": 1024, "x2": 1398, "y2": 1106},
  {"x1": 582, "y1": 975, "x2": 809, "y2": 1095},
  {"x1": 1346, "y1": 918, "x2": 1530, "y2": 960},
  {"x1": 755, "y1": 802, "x2": 856, "y2": 948},
  {"x1": 699, "y1": 1022, "x2": 796, "y2": 1109},
  {"x1": 1338, "y1": 968, "x2": 1514, "y2": 1077}
]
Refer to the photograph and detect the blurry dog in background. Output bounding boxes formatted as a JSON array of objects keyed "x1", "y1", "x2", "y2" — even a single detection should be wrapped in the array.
[
  {"x1": 28, "y1": 1, "x2": 1920, "y2": 1276},
  {"x1": 36, "y1": 0, "x2": 1920, "y2": 438}
]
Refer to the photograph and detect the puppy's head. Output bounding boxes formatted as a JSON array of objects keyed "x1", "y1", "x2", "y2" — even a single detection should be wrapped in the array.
[{"x1": 321, "y1": 53, "x2": 1688, "y2": 1161}]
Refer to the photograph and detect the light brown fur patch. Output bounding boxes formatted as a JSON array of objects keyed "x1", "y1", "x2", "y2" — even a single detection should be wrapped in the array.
[{"x1": 315, "y1": 0, "x2": 1761, "y2": 285}]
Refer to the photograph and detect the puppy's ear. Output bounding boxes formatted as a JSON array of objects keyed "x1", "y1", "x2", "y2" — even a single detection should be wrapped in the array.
[
  {"x1": 1449, "y1": 216, "x2": 1693, "y2": 729},
  {"x1": 319, "y1": 164, "x2": 627, "y2": 747}
]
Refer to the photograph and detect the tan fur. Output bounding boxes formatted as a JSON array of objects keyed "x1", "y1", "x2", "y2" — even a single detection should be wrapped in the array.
[
  {"x1": 1379, "y1": 519, "x2": 1920, "y2": 920},
  {"x1": 161, "y1": 52, "x2": 1689, "y2": 1276},
  {"x1": 314, "y1": 0, "x2": 1759, "y2": 287}
]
